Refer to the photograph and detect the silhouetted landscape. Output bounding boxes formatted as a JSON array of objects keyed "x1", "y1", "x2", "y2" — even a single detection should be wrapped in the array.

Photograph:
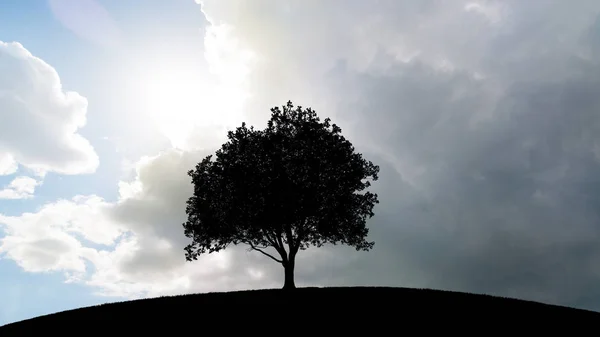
[
  {"x1": 1, "y1": 286, "x2": 598, "y2": 334},
  {"x1": 6, "y1": 1, "x2": 600, "y2": 331}
]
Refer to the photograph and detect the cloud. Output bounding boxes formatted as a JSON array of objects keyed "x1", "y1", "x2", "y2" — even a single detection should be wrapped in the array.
[
  {"x1": 0, "y1": 148, "x2": 355, "y2": 298},
  {"x1": 188, "y1": 0, "x2": 600, "y2": 309},
  {"x1": 93, "y1": 149, "x2": 337, "y2": 298},
  {"x1": 4, "y1": 0, "x2": 600, "y2": 312},
  {"x1": 0, "y1": 153, "x2": 18, "y2": 176},
  {"x1": 0, "y1": 41, "x2": 99, "y2": 176},
  {"x1": 0, "y1": 195, "x2": 122, "y2": 273},
  {"x1": 0, "y1": 176, "x2": 40, "y2": 199}
]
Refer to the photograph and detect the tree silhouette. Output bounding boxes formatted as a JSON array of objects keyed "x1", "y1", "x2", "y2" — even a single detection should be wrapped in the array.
[{"x1": 183, "y1": 101, "x2": 380, "y2": 289}]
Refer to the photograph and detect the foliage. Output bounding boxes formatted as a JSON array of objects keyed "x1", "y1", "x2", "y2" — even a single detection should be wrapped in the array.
[{"x1": 183, "y1": 101, "x2": 380, "y2": 282}]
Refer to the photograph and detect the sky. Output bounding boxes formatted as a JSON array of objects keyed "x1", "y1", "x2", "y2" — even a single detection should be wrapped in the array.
[{"x1": 2, "y1": 0, "x2": 600, "y2": 325}]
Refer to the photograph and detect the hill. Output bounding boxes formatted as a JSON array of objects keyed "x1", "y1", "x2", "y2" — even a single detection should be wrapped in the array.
[{"x1": 1, "y1": 286, "x2": 598, "y2": 333}]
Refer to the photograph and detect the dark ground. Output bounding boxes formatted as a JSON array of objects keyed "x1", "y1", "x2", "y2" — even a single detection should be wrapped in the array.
[{"x1": 1, "y1": 286, "x2": 598, "y2": 334}]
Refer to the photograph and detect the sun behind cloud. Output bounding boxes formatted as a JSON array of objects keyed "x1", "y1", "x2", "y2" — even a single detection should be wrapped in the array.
[{"x1": 134, "y1": 23, "x2": 255, "y2": 151}]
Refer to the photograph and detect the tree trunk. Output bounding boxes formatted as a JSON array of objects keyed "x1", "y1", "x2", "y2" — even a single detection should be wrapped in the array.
[{"x1": 282, "y1": 259, "x2": 296, "y2": 290}]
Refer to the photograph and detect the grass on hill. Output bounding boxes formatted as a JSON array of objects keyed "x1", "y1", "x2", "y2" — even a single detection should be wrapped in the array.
[{"x1": 1, "y1": 286, "x2": 598, "y2": 334}]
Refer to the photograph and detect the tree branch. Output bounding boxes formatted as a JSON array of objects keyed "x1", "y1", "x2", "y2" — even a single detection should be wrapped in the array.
[
  {"x1": 262, "y1": 229, "x2": 279, "y2": 249},
  {"x1": 263, "y1": 227, "x2": 287, "y2": 262},
  {"x1": 284, "y1": 224, "x2": 295, "y2": 255},
  {"x1": 275, "y1": 230, "x2": 287, "y2": 257},
  {"x1": 249, "y1": 243, "x2": 283, "y2": 263},
  {"x1": 293, "y1": 220, "x2": 306, "y2": 252}
]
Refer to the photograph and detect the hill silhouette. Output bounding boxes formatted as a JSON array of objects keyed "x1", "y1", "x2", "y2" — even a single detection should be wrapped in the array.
[{"x1": 1, "y1": 286, "x2": 598, "y2": 334}]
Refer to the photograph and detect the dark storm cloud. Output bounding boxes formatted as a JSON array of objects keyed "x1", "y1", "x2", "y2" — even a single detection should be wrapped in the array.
[
  {"x1": 317, "y1": 44, "x2": 600, "y2": 309},
  {"x1": 185, "y1": 0, "x2": 600, "y2": 310}
]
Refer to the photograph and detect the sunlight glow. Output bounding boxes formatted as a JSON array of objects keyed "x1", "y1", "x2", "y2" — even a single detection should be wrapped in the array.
[
  {"x1": 131, "y1": 19, "x2": 256, "y2": 151},
  {"x1": 142, "y1": 67, "x2": 245, "y2": 150}
]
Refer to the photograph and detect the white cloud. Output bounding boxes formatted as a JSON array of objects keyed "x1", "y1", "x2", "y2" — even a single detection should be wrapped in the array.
[
  {"x1": 0, "y1": 196, "x2": 123, "y2": 274},
  {"x1": 0, "y1": 153, "x2": 18, "y2": 176},
  {"x1": 0, "y1": 232, "x2": 87, "y2": 274},
  {"x1": 0, "y1": 41, "x2": 99, "y2": 176},
  {"x1": 0, "y1": 148, "x2": 347, "y2": 298},
  {"x1": 0, "y1": 176, "x2": 40, "y2": 199},
  {"x1": 96, "y1": 148, "x2": 292, "y2": 298}
]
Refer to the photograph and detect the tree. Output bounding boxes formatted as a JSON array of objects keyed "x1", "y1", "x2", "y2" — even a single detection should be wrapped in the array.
[{"x1": 183, "y1": 101, "x2": 380, "y2": 289}]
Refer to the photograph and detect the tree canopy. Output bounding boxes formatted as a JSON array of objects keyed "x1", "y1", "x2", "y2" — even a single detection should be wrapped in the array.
[{"x1": 183, "y1": 101, "x2": 380, "y2": 289}]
